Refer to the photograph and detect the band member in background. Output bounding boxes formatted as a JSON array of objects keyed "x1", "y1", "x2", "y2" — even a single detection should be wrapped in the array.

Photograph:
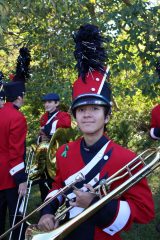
[
  {"x1": 149, "y1": 59, "x2": 160, "y2": 141},
  {"x1": 0, "y1": 90, "x2": 5, "y2": 108},
  {"x1": 0, "y1": 47, "x2": 31, "y2": 240},
  {"x1": 39, "y1": 92, "x2": 71, "y2": 142},
  {"x1": 38, "y1": 92, "x2": 71, "y2": 201},
  {"x1": 36, "y1": 24, "x2": 155, "y2": 240},
  {"x1": 149, "y1": 59, "x2": 160, "y2": 232},
  {"x1": 150, "y1": 103, "x2": 160, "y2": 141}
]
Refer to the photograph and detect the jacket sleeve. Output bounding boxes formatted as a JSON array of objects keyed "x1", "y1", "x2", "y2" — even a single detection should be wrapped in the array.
[
  {"x1": 150, "y1": 107, "x2": 160, "y2": 139},
  {"x1": 56, "y1": 112, "x2": 71, "y2": 129},
  {"x1": 124, "y1": 175, "x2": 155, "y2": 227},
  {"x1": 9, "y1": 114, "x2": 27, "y2": 184},
  {"x1": 40, "y1": 113, "x2": 47, "y2": 127},
  {"x1": 102, "y1": 163, "x2": 155, "y2": 235}
]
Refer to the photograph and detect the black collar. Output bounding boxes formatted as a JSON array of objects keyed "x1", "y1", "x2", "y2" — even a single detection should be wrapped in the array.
[
  {"x1": 48, "y1": 109, "x2": 58, "y2": 118},
  {"x1": 13, "y1": 104, "x2": 19, "y2": 110},
  {"x1": 81, "y1": 135, "x2": 109, "y2": 153}
]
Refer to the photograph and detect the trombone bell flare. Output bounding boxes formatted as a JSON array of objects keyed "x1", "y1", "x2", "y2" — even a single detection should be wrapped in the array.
[{"x1": 25, "y1": 147, "x2": 160, "y2": 240}]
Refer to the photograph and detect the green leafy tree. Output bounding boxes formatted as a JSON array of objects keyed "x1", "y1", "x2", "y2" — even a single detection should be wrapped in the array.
[{"x1": 0, "y1": 0, "x2": 159, "y2": 148}]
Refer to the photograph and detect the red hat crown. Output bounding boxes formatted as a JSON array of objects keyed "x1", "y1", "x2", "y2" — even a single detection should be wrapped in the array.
[
  {"x1": 71, "y1": 67, "x2": 112, "y2": 111},
  {"x1": 72, "y1": 67, "x2": 110, "y2": 100}
]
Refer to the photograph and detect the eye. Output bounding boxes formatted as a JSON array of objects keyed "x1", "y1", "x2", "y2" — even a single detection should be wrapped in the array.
[
  {"x1": 77, "y1": 107, "x2": 84, "y2": 112},
  {"x1": 92, "y1": 106, "x2": 99, "y2": 110}
]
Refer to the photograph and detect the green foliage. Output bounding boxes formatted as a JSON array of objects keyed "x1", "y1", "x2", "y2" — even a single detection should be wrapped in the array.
[{"x1": 107, "y1": 90, "x2": 159, "y2": 152}]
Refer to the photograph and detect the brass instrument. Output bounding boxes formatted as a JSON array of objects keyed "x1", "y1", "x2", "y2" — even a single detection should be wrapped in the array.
[
  {"x1": 8, "y1": 143, "x2": 36, "y2": 240},
  {"x1": 27, "y1": 141, "x2": 49, "y2": 181},
  {"x1": 27, "y1": 128, "x2": 72, "y2": 180},
  {"x1": 24, "y1": 146, "x2": 160, "y2": 240}
]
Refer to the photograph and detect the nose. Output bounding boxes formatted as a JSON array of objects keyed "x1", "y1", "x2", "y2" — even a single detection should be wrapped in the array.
[{"x1": 83, "y1": 108, "x2": 92, "y2": 117}]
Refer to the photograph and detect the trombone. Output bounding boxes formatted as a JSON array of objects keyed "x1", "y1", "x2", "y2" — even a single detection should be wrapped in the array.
[
  {"x1": 25, "y1": 146, "x2": 160, "y2": 240},
  {"x1": 6, "y1": 146, "x2": 36, "y2": 240}
]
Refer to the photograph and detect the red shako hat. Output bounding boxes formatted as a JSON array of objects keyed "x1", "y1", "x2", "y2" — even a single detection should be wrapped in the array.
[{"x1": 71, "y1": 24, "x2": 112, "y2": 113}]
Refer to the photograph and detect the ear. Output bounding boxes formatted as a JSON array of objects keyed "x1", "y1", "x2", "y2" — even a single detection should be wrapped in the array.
[
  {"x1": 104, "y1": 114, "x2": 110, "y2": 124},
  {"x1": 55, "y1": 101, "x2": 60, "y2": 107},
  {"x1": 17, "y1": 96, "x2": 22, "y2": 101}
]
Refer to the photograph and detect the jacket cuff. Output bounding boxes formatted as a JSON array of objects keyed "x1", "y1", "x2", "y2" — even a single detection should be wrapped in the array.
[
  {"x1": 91, "y1": 198, "x2": 119, "y2": 228},
  {"x1": 41, "y1": 198, "x2": 59, "y2": 215},
  {"x1": 150, "y1": 127, "x2": 160, "y2": 139},
  {"x1": 13, "y1": 170, "x2": 27, "y2": 185},
  {"x1": 154, "y1": 128, "x2": 160, "y2": 138}
]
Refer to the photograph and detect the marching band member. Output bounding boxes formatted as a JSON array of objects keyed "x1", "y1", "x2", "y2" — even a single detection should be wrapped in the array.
[
  {"x1": 150, "y1": 59, "x2": 160, "y2": 141},
  {"x1": 39, "y1": 92, "x2": 71, "y2": 142},
  {"x1": 150, "y1": 102, "x2": 160, "y2": 233},
  {"x1": 37, "y1": 24, "x2": 155, "y2": 240},
  {"x1": 150, "y1": 103, "x2": 160, "y2": 140},
  {"x1": 149, "y1": 58, "x2": 160, "y2": 232},
  {"x1": 38, "y1": 92, "x2": 71, "y2": 201},
  {"x1": 0, "y1": 47, "x2": 31, "y2": 240}
]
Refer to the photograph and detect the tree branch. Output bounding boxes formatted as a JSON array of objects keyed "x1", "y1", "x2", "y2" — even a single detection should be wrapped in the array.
[{"x1": 122, "y1": 0, "x2": 132, "y2": 6}]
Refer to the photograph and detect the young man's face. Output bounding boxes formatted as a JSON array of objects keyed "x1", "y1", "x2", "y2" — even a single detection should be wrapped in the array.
[
  {"x1": 75, "y1": 105, "x2": 108, "y2": 135},
  {"x1": 0, "y1": 100, "x2": 4, "y2": 108},
  {"x1": 44, "y1": 100, "x2": 59, "y2": 113}
]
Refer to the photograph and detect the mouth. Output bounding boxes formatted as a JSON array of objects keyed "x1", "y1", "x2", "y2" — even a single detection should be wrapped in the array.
[{"x1": 82, "y1": 122, "x2": 94, "y2": 124}]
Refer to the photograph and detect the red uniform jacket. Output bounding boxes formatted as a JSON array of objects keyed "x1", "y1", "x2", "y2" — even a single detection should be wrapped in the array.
[
  {"x1": 46, "y1": 136, "x2": 154, "y2": 240},
  {"x1": 150, "y1": 104, "x2": 160, "y2": 128},
  {"x1": 0, "y1": 102, "x2": 27, "y2": 190},
  {"x1": 40, "y1": 111, "x2": 71, "y2": 136},
  {"x1": 150, "y1": 104, "x2": 160, "y2": 139}
]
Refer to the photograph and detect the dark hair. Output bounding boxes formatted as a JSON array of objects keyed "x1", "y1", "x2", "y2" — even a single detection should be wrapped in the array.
[
  {"x1": 104, "y1": 107, "x2": 111, "y2": 132},
  {"x1": 6, "y1": 95, "x2": 23, "y2": 102}
]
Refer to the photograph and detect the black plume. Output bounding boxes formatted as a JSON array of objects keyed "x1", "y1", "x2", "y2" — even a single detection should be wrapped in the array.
[
  {"x1": 13, "y1": 47, "x2": 31, "y2": 82},
  {"x1": 73, "y1": 24, "x2": 107, "y2": 82}
]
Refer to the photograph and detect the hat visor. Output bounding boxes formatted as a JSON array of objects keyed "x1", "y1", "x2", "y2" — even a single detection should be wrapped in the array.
[{"x1": 71, "y1": 93, "x2": 111, "y2": 111}]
